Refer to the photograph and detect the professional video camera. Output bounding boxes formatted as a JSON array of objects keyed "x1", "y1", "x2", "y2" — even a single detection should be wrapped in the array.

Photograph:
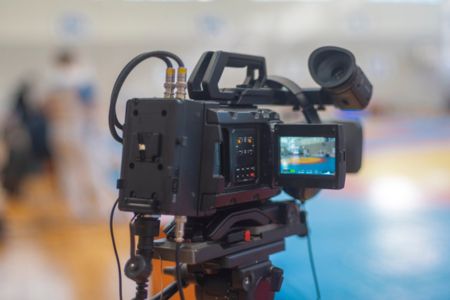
[{"x1": 109, "y1": 46, "x2": 372, "y2": 300}]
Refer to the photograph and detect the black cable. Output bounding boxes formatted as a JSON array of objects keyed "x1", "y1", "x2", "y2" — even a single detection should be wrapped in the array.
[
  {"x1": 159, "y1": 56, "x2": 174, "y2": 68},
  {"x1": 110, "y1": 199, "x2": 123, "y2": 300},
  {"x1": 150, "y1": 281, "x2": 178, "y2": 300},
  {"x1": 300, "y1": 202, "x2": 321, "y2": 300},
  {"x1": 128, "y1": 213, "x2": 138, "y2": 258},
  {"x1": 175, "y1": 243, "x2": 186, "y2": 300},
  {"x1": 306, "y1": 232, "x2": 321, "y2": 300},
  {"x1": 109, "y1": 51, "x2": 185, "y2": 143}
]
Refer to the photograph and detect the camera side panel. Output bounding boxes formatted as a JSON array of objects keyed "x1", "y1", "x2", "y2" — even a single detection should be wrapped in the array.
[
  {"x1": 198, "y1": 108, "x2": 281, "y2": 213},
  {"x1": 118, "y1": 98, "x2": 204, "y2": 216}
]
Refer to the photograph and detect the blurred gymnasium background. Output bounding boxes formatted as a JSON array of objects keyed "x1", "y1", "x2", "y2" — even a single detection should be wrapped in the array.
[{"x1": 0, "y1": 0, "x2": 449, "y2": 299}]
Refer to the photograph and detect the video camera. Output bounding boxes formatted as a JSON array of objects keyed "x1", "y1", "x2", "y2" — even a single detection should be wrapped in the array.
[
  {"x1": 115, "y1": 47, "x2": 371, "y2": 217},
  {"x1": 109, "y1": 46, "x2": 372, "y2": 300}
]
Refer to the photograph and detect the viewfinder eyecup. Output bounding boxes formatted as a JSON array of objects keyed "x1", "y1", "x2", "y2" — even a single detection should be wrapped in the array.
[{"x1": 308, "y1": 46, "x2": 372, "y2": 110}]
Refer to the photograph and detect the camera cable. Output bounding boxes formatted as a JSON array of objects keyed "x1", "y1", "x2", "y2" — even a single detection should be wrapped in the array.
[
  {"x1": 175, "y1": 243, "x2": 186, "y2": 300},
  {"x1": 110, "y1": 199, "x2": 123, "y2": 300},
  {"x1": 300, "y1": 201, "x2": 321, "y2": 300},
  {"x1": 109, "y1": 51, "x2": 185, "y2": 143}
]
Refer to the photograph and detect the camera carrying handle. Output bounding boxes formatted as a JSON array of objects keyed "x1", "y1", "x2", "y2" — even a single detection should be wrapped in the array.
[
  {"x1": 265, "y1": 75, "x2": 321, "y2": 124},
  {"x1": 188, "y1": 51, "x2": 267, "y2": 101},
  {"x1": 187, "y1": 51, "x2": 332, "y2": 111}
]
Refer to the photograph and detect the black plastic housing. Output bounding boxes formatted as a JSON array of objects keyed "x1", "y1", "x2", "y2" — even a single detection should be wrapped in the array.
[
  {"x1": 336, "y1": 121, "x2": 363, "y2": 173},
  {"x1": 118, "y1": 98, "x2": 280, "y2": 217}
]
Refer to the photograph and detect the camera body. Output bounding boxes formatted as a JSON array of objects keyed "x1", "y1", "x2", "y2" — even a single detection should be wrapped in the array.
[
  {"x1": 118, "y1": 99, "x2": 345, "y2": 217},
  {"x1": 118, "y1": 98, "x2": 278, "y2": 217},
  {"x1": 116, "y1": 48, "x2": 371, "y2": 218}
]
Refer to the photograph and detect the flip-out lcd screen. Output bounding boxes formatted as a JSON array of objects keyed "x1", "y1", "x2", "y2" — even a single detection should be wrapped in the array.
[
  {"x1": 274, "y1": 124, "x2": 345, "y2": 189},
  {"x1": 279, "y1": 137, "x2": 336, "y2": 176}
]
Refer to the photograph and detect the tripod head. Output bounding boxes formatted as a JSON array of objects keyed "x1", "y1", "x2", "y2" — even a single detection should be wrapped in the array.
[{"x1": 155, "y1": 200, "x2": 307, "y2": 300}]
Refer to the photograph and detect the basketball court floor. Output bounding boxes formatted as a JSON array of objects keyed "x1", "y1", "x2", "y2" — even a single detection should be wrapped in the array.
[{"x1": 0, "y1": 115, "x2": 448, "y2": 300}]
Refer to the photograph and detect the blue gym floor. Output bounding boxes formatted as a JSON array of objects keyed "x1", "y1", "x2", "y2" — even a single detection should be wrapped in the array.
[
  {"x1": 282, "y1": 156, "x2": 336, "y2": 175},
  {"x1": 271, "y1": 116, "x2": 450, "y2": 300}
]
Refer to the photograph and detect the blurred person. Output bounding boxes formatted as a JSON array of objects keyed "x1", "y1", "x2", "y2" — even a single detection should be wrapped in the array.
[
  {"x1": 0, "y1": 138, "x2": 7, "y2": 241},
  {"x1": 43, "y1": 49, "x2": 110, "y2": 220},
  {"x1": 13, "y1": 79, "x2": 52, "y2": 168},
  {"x1": 1, "y1": 115, "x2": 32, "y2": 196},
  {"x1": 0, "y1": 193, "x2": 4, "y2": 241},
  {"x1": 16, "y1": 81, "x2": 52, "y2": 169},
  {"x1": 0, "y1": 80, "x2": 44, "y2": 196}
]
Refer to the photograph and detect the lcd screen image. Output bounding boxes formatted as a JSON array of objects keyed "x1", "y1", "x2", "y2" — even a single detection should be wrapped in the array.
[{"x1": 279, "y1": 137, "x2": 336, "y2": 176}]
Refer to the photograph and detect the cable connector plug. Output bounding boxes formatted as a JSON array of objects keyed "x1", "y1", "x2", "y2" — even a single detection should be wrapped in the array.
[
  {"x1": 174, "y1": 215, "x2": 187, "y2": 243},
  {"x1": 164, "y1": 67, "x2": 176, "y2": 99},
  {"x1": 175, "y1": 67, "x2": 187, "y2": 99}
]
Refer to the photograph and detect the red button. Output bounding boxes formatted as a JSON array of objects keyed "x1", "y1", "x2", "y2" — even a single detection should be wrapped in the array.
[{"x1": 244, "y1": 230, "x2": 251, "y2": 241}]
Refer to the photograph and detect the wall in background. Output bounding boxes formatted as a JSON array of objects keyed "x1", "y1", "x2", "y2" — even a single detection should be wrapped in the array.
[{"x1": 0, "y1": 0, "x2": 447, "y2": 121}]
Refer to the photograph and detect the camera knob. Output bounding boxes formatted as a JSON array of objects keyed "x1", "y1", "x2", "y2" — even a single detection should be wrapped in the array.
[{"x1": 125, "y1": 255, "x2": 149, "y2": 281}]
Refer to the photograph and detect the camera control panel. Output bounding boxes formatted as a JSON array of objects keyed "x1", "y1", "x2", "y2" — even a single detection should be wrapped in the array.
[{"x1": 230, "y1": 128, "x2": 257, "y2": 184}]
